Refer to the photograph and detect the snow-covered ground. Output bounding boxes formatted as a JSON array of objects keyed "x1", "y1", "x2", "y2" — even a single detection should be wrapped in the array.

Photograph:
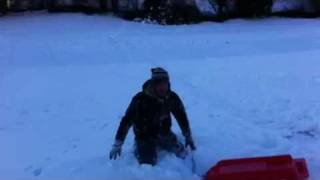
[{"x1": 1, "y1": 12, "x2": 320, "y2": 179}]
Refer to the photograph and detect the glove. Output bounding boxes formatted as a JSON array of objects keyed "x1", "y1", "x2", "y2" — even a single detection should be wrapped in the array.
[
  {"x1": 109, "y1": 140, "x2": 123, "y2": 160},
  {"x1": 185, "y1": 135, "x2": 196, "y2": 151}
]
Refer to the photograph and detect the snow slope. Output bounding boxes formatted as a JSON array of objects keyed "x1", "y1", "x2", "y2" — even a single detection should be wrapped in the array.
[{"x1": 1, "y1": 12, "x2": 320, "y2": 179}]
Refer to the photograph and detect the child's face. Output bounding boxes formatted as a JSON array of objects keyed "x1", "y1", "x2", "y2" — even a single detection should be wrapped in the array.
[{"x1": 154, "y1": 80, "x2": 169, "y2": 97}]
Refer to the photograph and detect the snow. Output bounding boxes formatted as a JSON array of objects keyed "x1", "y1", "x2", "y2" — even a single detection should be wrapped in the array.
[{"x1": 1, "y1": 12, "x2": 320, "y2": 179}]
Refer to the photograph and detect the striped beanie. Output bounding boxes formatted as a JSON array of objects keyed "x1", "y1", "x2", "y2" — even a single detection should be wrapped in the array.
[{"x1": 151, "y1": 67, "x2": 169, "y2": 81}]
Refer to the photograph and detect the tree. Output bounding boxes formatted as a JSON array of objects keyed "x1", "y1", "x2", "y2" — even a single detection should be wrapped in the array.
[
  {"x1": 111, "y1": 0, "x2": 118, "y2": 12},
  {"x1": 99, "y1": 0, "x2": 107, "y2": 11},
  {"x1": 216, "y1": 0, "x2": 228, "y2": 20},
  {"x1": 235, "y1": 0, "x2": 273, "y2": 17},
  {"x1": 0, "y1": 0, "x2": 8, "y2": 15},
  {"x1": 310, "y1": 0, "x2": 320, "y2": 14}
]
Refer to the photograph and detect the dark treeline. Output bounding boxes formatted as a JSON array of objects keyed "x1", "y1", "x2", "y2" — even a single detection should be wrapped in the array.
[
  {"x1": 0, "y1": 0, "x2": 118, "y2": 13},
  {"x1": 206, "y1": 0, "x2": 320, "y2": 22},
  {"x1": 1, "y1": 0, "x2": 320, "y2": 24}
]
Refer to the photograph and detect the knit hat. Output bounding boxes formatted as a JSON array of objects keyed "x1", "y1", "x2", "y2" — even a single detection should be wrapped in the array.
[{"x1": 151, "y1": 67, "x2": 169, "y2": 81}]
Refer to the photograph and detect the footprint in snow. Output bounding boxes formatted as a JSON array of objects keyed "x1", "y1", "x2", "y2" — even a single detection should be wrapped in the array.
[
  {"x1": 72, "y1": 144, "x2": 78, "y2": 149},
  {"x1": 99, "y1": 123, "x2": 109, "y2": 130},
  {"x1": 33, "y1": 168, "x2": 42, "y2": 177},
  {"x1": 45, "y1": 157, "x2": 52, "y2": 162}
]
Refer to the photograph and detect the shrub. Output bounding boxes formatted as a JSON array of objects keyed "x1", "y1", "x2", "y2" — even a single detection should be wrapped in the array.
[
  {"x1": 142, "y1": 0, "x2": 201, "y2": 24},
  {"x1": 310, "y1": 0, "x2": 320, "y2": 13}
]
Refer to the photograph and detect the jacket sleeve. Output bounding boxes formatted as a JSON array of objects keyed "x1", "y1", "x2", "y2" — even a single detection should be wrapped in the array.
[
  {"x1": 170, "y1": 92, "x2": 192, "y2": 138},
  {"x1": 115, "y1": 94, "x2": 140, "y2": 142}
]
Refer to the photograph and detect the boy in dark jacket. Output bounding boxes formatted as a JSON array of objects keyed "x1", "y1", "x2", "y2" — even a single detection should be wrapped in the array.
[{"x1": 109, "y1": 67, "x2": 196, "y2": 165}]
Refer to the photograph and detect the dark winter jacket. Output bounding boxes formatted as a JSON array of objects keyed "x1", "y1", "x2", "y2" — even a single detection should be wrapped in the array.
[{"x1": 115, "y1": 79, "x2": 192, "y2": 142}]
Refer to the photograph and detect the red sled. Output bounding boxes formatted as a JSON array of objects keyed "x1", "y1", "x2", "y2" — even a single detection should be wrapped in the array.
[{"x1": 205, "y1": 154, "x2": 309, "y2": 180}]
